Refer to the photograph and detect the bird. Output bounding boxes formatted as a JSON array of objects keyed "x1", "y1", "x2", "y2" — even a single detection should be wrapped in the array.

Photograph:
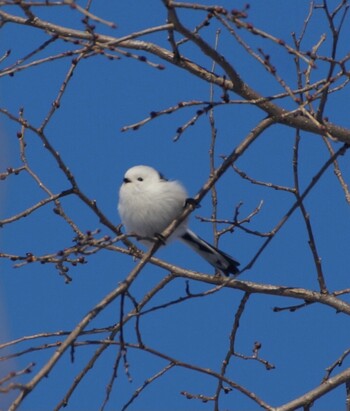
[{"x1": 118, "y1": 165, "x2": 240, "y2": 275}]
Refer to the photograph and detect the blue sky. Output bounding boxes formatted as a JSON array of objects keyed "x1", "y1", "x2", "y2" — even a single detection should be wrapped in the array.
[{"x1": 1, "y1": 1, "x2": 350, "y2": 410}]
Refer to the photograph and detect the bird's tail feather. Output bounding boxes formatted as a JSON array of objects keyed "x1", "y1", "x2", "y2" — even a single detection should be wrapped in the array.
[{"x1": 180, "y1": 229, "x2": 240, "y2": 276}]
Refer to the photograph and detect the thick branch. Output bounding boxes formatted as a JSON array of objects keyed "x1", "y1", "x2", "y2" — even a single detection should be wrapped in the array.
[{"x1": 275, "y1": 366, "x2": 350, "y2": 411}]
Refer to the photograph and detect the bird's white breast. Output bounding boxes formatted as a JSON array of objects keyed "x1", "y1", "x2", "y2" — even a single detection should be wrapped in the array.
[{"x1": 118, "y1": 179, "x2": 188, "y2": 239}]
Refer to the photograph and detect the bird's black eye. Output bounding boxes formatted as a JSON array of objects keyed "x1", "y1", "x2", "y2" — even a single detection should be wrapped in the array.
[{"x1": 137, "y1": 177, "x2": 143, "y2": 182}]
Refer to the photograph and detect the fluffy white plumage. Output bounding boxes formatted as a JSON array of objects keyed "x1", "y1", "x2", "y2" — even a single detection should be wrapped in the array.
[{"x1": 118, "y1": 165, "x2": 240, "y2": 275}]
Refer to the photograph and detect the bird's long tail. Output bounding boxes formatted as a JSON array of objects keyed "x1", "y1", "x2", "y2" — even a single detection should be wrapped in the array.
[{"x1": 180, "y1": 229, "x2": 240, "y2": 276}]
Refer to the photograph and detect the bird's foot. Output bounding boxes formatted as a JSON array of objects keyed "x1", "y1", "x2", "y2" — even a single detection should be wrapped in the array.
[
  {"x1": 154, "y1": 233, "x2": 166, "y2": 245},
  {"x1": 185, "y1": 197, "x2": 200, "y2": 209}
]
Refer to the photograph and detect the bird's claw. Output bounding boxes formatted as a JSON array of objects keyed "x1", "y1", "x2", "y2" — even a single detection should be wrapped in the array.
[
  {"x1": 185, "y1": 197, "x2": 200, "y2": 209},
  {"x1": 154, "y1": 233, "x2": 166, "y2": 245}
]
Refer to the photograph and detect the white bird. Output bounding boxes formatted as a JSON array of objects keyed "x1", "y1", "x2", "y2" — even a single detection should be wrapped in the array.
[{"x1": 118, "y1": 165, "x2": 240, "y2": 275}]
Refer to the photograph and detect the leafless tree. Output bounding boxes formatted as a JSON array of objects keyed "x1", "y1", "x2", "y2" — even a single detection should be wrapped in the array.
[{"x1": 1, "y1": 1, "x2": 350, "y2": 410}]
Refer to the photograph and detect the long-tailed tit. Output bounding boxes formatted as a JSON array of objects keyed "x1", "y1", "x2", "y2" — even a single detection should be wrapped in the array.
[{"x1": 118, "y1": 165, "x2": 240, "y2": 275}]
